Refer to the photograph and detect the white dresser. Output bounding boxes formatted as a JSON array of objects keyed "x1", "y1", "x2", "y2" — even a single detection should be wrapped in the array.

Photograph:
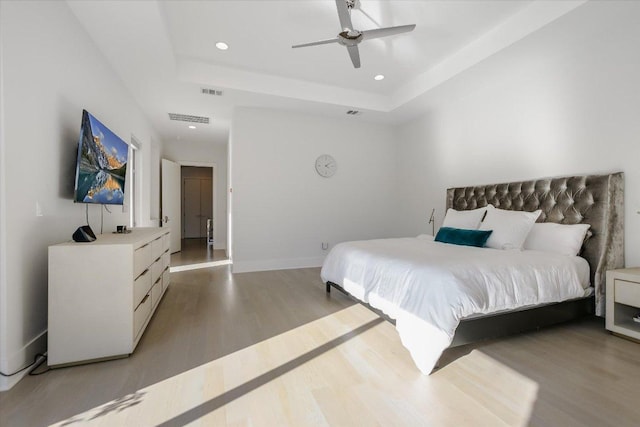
[{"x1": 48, "y1": 227, "x2": 171, "y2": 367}]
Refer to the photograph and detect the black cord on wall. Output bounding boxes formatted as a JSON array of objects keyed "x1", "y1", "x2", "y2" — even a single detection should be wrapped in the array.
[{"x1": 29, "y1": 357, "x2": 51, "y2": 376}]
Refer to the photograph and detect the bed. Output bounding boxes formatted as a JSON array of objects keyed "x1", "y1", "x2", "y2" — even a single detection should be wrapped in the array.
[{"x1": 322, "y1": 172, "x2": 624, "y2": 373}]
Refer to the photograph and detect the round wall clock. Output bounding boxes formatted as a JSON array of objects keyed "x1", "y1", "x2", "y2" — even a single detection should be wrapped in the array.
[{"x1": 315, "y1": 154, "x2": 337, "y2": 178}]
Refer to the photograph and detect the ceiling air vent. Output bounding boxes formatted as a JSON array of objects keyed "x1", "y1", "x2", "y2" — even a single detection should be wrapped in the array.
[
  {"x1": 346, "y1": 110, "x2": 361, "y2": 116},
  {"x1": 201, "y1": 88, "x2": 224, "y2": 96},
  {"x1": 168, "y1": 113, "x2": 210, "y2": 124}
]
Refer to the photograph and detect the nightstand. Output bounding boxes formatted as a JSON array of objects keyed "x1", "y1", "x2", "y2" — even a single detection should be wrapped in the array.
[{"x1": 606, "y1": 268, "x2": 640, "y2": 342}]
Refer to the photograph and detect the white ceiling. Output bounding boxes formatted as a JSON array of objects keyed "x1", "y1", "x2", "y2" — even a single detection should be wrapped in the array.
[{"x1": 66, "y1": 0, "x2": 585, "y2": 147}]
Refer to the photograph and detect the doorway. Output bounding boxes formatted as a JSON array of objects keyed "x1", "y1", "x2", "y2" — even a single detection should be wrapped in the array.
[
  {"x1": 163, "y1": 161, "x2": 229, "y2": 271},
  {"x1": 170, "y1": 166, "x2": 227, "y2": 268}
]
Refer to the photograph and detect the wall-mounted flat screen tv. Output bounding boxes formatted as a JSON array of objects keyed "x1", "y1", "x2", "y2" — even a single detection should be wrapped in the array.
[{"x1": 74, "y1": 110, "x2": 128, "y2": 205}]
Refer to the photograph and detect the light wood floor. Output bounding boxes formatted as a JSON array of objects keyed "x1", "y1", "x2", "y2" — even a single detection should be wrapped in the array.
[
  {"x1": 1, "y1": 266, "x2": 639, "y2": 426},
  {"x1": 170, "y1": 238, "x2": 227, "y2": 267}
]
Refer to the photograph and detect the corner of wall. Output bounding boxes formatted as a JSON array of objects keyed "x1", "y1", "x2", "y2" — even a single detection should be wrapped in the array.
[
  {"x1": 0, "y1": 0, "x2": 9, "y2": 382},
  {"x1": 0, "y1": 332, "x2": 47, "y2": 391}
]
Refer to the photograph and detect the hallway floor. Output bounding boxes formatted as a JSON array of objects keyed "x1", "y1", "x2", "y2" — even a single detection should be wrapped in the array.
[{"x1": 170, "y1": 238, "x2": 228, "y2": 267}]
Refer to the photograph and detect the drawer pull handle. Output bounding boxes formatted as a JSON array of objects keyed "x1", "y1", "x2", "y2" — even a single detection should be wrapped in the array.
[
  {"x1": 139, "y1": 268, "x2": 149, "y2": 277},
  {"x1": 138, "y1": 243, "x2": 149, "y2": 249},
  {"x1": 140, "y1": 294, "x2": 150, "y2": 304}
]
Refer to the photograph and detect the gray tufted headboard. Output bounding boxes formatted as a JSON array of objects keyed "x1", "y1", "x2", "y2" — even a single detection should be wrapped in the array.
[{"x1": 446, "y1": 172, "x2": 624, "y2": 316}]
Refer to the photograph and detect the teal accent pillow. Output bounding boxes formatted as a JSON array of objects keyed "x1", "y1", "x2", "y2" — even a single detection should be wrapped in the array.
[{"x1": 435, "y1": 227, "x2": 493, "y2": 248}]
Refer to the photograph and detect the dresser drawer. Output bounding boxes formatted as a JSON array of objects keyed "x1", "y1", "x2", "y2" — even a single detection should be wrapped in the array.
[
  {"x1": 151, "y1": 237, "x2": 163, "y2": 261},
  {"x1": 162, "y1": 233, "x2": 170, "y2": 252},
  {"x1": 151, "y1": 279, "x2": 162, "y2": 307},
  {"x1": 162, "y1": 268, "x2": 170, "y2": 291},
  {"x1": 615, "y1": 279, "x2": 640, "y2": 307},
  {"x1": 162, "y1": 252, "x2": 170, "y2": 270},
  {"x1": 133, "y1": 293, "x2": 151, "y2": 339},
  {"x1": 133, "y1": 243, "x2": 152, "y2": 278},
  {"x1": 151, "y1": 258, "x2": 163, "y2": 285},
  {"x1": 133, "y1": 268, "x2": 152, "y2": 308}
]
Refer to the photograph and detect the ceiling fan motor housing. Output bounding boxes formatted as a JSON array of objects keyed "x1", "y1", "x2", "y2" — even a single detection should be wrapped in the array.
[{"x1": 337, "y1": 30, "x2": 362, "y2": 46}]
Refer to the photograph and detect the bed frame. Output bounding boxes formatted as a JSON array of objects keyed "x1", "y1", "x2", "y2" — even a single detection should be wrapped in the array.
[{"x1": 326, "y1": 172, "x2": 624, "y2": 347}]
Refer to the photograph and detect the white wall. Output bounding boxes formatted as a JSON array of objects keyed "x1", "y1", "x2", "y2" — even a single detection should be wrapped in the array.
[
  {"x1": 163, "y1": 141, "x2": 228, "y2": 250},
  {"x1": 0, "y1": 1, "x2": 161, "y2": 389},
  {"x1": 395, "y1": 1, "x2": 640, "y2": 266},
  {"x1": 230, "y1": 108, "x2": 398, "y2": 272},
  {"x1": 0, "y1": 0, "x2": 8, "y2": 389}
]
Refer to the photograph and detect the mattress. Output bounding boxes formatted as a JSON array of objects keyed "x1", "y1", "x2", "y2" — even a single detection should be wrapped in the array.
[{"x1": 320, "y1": 235, "x2": 590, "y2": 374}]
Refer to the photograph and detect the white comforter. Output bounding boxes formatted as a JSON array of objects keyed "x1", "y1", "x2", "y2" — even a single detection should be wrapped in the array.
[{"x1": 320, "y1": 235, "x2": 590, "y2": 374}]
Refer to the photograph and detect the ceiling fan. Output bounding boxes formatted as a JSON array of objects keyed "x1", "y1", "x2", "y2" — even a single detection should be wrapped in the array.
[{"x1": 292, "y1": 0, "x2": 416, "y2": 69}]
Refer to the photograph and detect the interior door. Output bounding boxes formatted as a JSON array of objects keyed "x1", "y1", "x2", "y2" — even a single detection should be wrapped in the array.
[
  {"x1": 183, "y1": 178, "x2": 202, "y2": 238},
  {"x1": 161, "y1": 159, "x2": 181, "y2": 253}
]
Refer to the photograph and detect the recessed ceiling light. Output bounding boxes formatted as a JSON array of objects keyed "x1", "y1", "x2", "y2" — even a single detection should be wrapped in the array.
[
  {"x1": 374, "y1": 74, "x2": 385, "y2": 81},
  {"x1": 215, "y1": 42, "x2": 229, "y2": 51},
  {"x1": 188, "y1": 125, "x2": 196, "y2": 129}
]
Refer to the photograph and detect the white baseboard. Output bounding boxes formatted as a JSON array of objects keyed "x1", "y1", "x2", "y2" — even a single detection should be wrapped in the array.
[
  {"x1": 232, "y1": 256, "x2": 326, "y2": 274},
  {"x1": 0, "y1": 330, "x2": 47, "y2": 391}
]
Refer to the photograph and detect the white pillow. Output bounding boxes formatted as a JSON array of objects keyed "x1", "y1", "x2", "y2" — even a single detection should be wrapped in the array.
[
  {"x1": 479, "y1": 205, "x2": 541, "y2": 250},
  {"x1": 523, "y1": 223, "x2": 591, "y2": 256},
  {"x1": 441, "y1": 206, "x2": 489, "y2": 230}
]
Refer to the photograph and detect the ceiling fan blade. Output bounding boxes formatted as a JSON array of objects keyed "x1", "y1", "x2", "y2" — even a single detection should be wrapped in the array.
[
  {"x1": 347, "y1": 45, "x2": 361, "y2": 68},
  {"x1": 361, "y1": 24, "x2": 416, "y2": 41},
  {"x1": 292, "y1": 38, "x2": 340, "y2": 49},
  {"x1": 335, "y1": 0, "x2": 354, "y2": 31}
]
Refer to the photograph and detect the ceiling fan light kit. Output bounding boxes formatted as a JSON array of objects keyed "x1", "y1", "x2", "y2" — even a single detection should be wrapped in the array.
[{"x1": 292, "y1": 0, "x2": 416, "y2": 69}]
